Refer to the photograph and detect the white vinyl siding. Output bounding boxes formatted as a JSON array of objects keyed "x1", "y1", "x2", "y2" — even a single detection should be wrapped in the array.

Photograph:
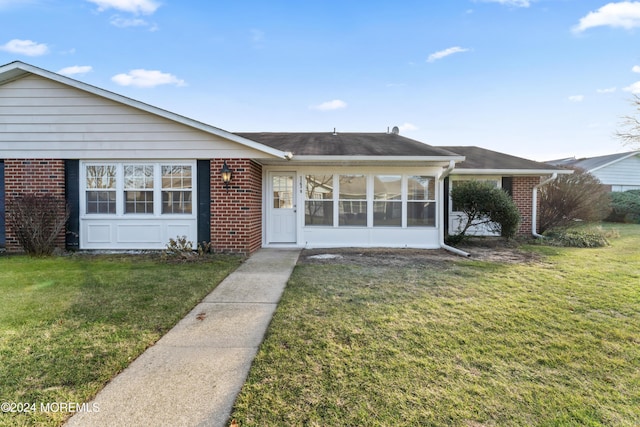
[
  {"x1": 0, "y1": 75, "x2": 272, "y2": 159},
  {"x1": 591, "y1": 154, "x2": 640, "y2": 191}
]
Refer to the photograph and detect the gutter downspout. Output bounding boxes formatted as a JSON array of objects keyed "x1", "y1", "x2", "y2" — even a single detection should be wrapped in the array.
[
  {"x1": 438, "y1": 161, "x2": 471, "y2": 257},
  {"x1": 532, "y1": 173, "x2": 557, "y2": 238}
]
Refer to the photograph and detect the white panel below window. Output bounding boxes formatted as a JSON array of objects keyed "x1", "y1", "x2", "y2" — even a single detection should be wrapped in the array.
[
  {"x1": 117, "y1": 224, "x2": 162, "y2": 243},
  {"x1": 86, "y1": 224, "x2": 112, "y2": 243},
  {"x1": 301, "y1": 227, "x2": 440, "y2": 249},
  {"x1": 81, "y1": 218, "x2": 197, "y2": 249}
]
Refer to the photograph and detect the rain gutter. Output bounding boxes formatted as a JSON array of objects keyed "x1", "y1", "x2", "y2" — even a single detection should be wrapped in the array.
[{"x1": 438, "y1": 161, "x2": 471, "y2": 257}]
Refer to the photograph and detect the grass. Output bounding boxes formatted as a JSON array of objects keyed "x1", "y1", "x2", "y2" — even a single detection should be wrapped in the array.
[
  {"x1": 0, "y1": 253, "x2": 242, "y2": 427},
  {"x1": 231, "y1": 224, "x2": 640, "y2": 426}
]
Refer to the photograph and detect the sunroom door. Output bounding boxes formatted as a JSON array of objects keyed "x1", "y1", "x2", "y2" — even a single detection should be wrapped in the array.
[{"x1": 269, "y1": 172, "x2": 297, "y2": 243}]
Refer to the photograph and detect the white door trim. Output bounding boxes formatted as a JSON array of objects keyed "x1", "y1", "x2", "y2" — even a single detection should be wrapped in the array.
[{"x1": 267, "y1": 171, "x2": 297, "y2": 244}]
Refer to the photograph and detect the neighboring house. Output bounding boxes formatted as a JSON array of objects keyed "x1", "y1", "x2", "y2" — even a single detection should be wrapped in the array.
[
  {"x1": 547, "y1": 151, "x2": 640, "y2": 192},
  {"x1": 0, "y1": 61, "x2": 569, "y2": 253}
]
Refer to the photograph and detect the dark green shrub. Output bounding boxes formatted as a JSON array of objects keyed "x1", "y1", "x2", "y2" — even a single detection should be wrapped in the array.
[
  {"x1": 449, "y1": 180, "x2": 521, "y2": 243},
  {"x1": 607, "y1": 190, "x2": 640, "y2": 223}
]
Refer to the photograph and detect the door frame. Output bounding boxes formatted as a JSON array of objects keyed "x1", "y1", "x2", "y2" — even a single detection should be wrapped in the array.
[{"x1": 265, "y1": 171, "x2": 298, "y2": 245}]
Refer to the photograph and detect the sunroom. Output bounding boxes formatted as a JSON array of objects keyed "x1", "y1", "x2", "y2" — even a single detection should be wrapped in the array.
[{"x1": 250, "y1": 130, "x2": 465, "y2": 250}]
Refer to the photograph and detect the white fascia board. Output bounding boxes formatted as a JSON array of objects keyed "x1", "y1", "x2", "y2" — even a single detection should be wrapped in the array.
[
  {"x1": 289, "y1": 155, "x2": 466, "y2": 163},
  {"x1": 452, "y1": 168, "x2": 573, "y2": 175},
  {"x1": 0, "y1": 61, "x2": 289, "y2": 160},
  {"x1": 588, "y1": 152, "x2": 640, "y2": 173}
]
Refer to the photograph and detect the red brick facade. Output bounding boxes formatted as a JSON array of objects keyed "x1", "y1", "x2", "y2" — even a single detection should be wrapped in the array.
[
  {"x1": 3, "y1": 159, "x2": 66, "y2": 251},
  {"x1": 1, "y1": 158, "x2": 544, "y2": 253},
  {"x1": 210, "y1": 159, "x2": 263, "y2": 254},
  {"x1": 511, "y1": 176, "x2": 543, "y2": 236}
]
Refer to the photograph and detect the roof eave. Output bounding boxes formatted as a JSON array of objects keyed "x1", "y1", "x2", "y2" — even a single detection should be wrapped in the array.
[
  {"x1": 288, "y1": 155, "x2": 466, "y2": 162},
  {"x1": 452, "y1": 168, "x2": 573, "y2": 175}
]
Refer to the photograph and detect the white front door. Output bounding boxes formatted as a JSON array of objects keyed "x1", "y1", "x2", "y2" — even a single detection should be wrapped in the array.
[{"x1": 269, "y1": 172, "x2": 297, "y2": 243}]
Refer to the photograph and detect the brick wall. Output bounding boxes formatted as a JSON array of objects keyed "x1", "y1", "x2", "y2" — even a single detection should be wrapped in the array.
[
  {"x1": 210, "y1": 159, "x2": 263, "y2": 254},
  {"x1": 4, "y1": 159, "x2": 66, "y2": 252},
  {"x1": 511, "y1": 176, "x2": 544, "y2": 236}
]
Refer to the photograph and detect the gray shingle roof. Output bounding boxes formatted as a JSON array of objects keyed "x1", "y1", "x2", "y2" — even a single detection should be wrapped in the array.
[
  {"x1": 546, "y1": 151, "x2": 639, "y2": 171},
  {"x1": 437, "y1": 146, "x2": 565, "y2": 171},
  {"x1": 235, "y1": 132, "x2": 461, "y2": 157}
]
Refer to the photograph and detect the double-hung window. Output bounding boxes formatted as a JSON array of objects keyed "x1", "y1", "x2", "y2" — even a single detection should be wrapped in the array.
[
  {"x1": 124, "y1": 165, "x2": 154, "y2": 214},
  {"x1": 162, "y1": 166, "x2": 193, "y2": 214},
  {"x1": 86, "y1": 165, "x2": 117, "y2": 214},
  {"x1": 83, "y1": 162, "x2": 194, "y2": 216}
]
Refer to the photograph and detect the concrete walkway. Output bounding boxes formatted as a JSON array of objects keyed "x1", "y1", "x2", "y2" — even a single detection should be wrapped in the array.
[{"x1": 66, "y1": 248, "x2": 301, "y2": 427}]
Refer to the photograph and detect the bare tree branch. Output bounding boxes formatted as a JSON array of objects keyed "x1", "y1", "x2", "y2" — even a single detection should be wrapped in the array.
[{"x1": 616, "y1": 94, "x2": 640, "y2": 148}]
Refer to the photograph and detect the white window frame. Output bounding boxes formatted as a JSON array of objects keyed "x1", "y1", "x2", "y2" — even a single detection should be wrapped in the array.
[
  {"x1": 80, "y1": 161, "x2": 197, "y2": 219},
  {"x1": 303, "y1": 173, "x2": 438, "y2": 229}
]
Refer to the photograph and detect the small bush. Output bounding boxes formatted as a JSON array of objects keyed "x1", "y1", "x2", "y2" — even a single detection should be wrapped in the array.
[
  {"x1": 163, "y1": 236, "x2": 213, "y2": 262},
  {"x1": 607, "y1": 190, "x2": 640, "y2": 223},
  {"x1": 6, "y1": 194, "x2": 69, "y2": 256},
  {"x1": 542, "y1": 226, "x2": 612, "y2": 248},
  {"x1": 449, "y1": 180, "x2": 521, "y2": 242}
]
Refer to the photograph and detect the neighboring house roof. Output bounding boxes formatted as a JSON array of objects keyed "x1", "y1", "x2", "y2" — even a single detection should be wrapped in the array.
[
  {"x1": 439, "y1": 146, "x2": 570, "y2": 175},
  {"x1": 236, "y1": 132, "x2": 464, "y2": 163},
  {"x1": 0, "y1": 61, "x2": 289, "y2": 160},
  {"x1": 546, "y1": 151, "x2": 640, "y2": 173}
]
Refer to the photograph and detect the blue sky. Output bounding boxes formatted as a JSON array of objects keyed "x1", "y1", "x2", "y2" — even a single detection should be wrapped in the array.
[{"x1": 1, "y1": 0, "x2": 640, "y2": 161}]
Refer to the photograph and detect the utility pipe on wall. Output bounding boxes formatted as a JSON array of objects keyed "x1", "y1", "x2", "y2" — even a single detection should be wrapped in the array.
[
  {"x1": 438, "y1": 160, "x2": 471, "y2": 257},
  {"x1": 532, "y1": 173, "x2": 558, "y2": 238}
]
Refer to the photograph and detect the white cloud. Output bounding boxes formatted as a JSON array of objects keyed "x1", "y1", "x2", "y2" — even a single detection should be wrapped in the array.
[
  {"x1": 477, "y1": 0, "x2": 531, "y2": 7},
  {"x1": 427, "y1": 46, "x2": 469, "y2": 63},
  {"x1": 309, "y1": 99, "x2": 347, "y2": 111},
  {"x1": 597, "y1": 87, "x2": 617, "y2": 93},
  {"x1": 86, "y1": 0, "x2": 160, "y2": 15},
  {"x1": 398, "y1": 123, "x2": 418, "y2": 132},
  {"x1": 0, "y1": 39, "x2": 48, "y2": 56},
  {"x1": 573, "y1": 1, "x2": 640, "y2": 33},
  {"x1": 58, "y1": 65, "x2": 93, "y2": 76},
  {"x1": 568, "y1": 95, "x2": 584, "y2": 102},
  {"x1": 111, "y1": 69, "x2": 186, "y2": 88},
  {"x1": 110, "y1": 16, "x2": 147, "y2": 27},
  {"x1": 633, "y1": 65, "x2": 640, "y2": 73},
  {"x1": 624, "y1": 81, "x2": 640, "y2": 93}
]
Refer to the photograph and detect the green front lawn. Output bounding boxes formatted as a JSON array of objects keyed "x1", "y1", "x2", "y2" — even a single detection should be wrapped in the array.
[
  {"x1": 0, "y1": 253, "x2": 242, "y2": 427},
  {"x1": 231, "y1": 225, "x2": 640, "y2": 426}
]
